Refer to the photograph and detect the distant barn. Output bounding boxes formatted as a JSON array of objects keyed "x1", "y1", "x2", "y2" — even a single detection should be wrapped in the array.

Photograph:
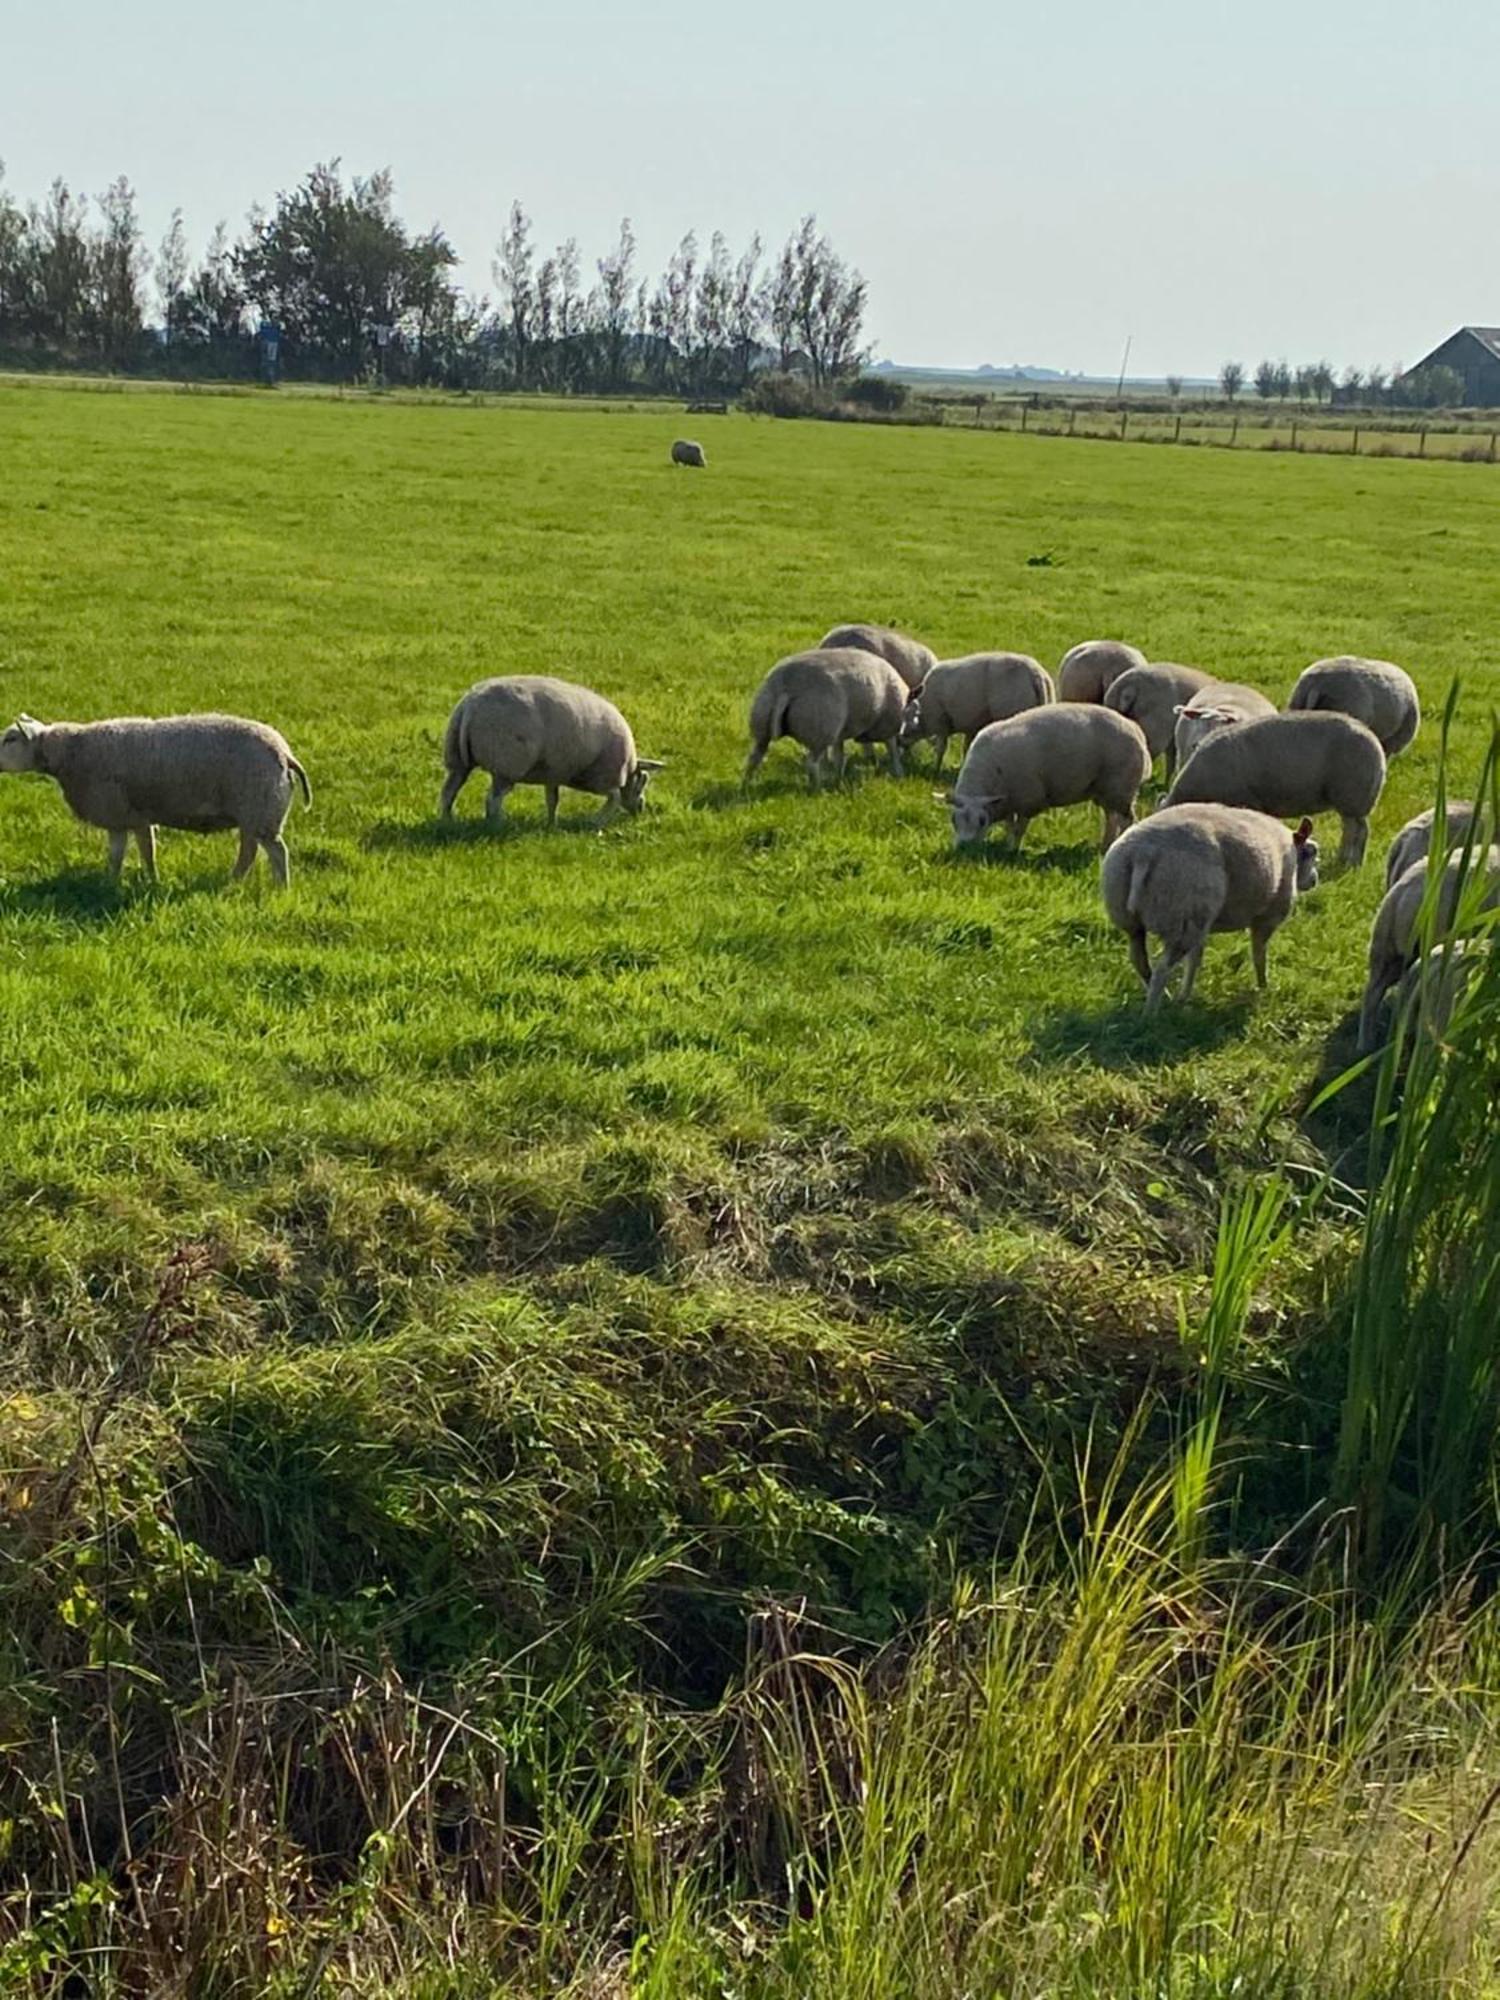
[{"x1": 1405, "y1": 327, "x2": 1500, "y2": 406}]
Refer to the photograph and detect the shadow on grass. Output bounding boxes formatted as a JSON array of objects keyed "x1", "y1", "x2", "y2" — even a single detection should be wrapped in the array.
[
  {"x1": 1030, "y1": 992, "x2": 1256, "y2": 1071},
  {"x1": 692, "y1": 766, "x2": 901, "y2": 812},
  {"x1": 0, "y1": 868, "x2": 225, "y2": 924},
  {"x1": 364, "y1": 813, "x2": 610, "y2": 852},
  {"x1": 1299, "y1": 1004, "x2": 1379, "y2": 1191},
  {"x1": 941, "y1": 840, "x2": 1102, "y2": 875}
]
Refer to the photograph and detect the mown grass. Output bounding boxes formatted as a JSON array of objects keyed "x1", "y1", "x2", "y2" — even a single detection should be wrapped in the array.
[{"x1": 0, "y1": 382, "x2": 1497, "y2": 1991}]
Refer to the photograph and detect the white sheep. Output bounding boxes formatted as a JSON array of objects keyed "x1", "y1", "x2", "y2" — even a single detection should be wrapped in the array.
[
  {"x1": 1102, "y1": 663, "x2": 1215, "y2": 781},
  {"x1": 1057, "y1": 639, "x2": 1147, "y2": 704},
  {"x1": 902, "y1": 652, "x2": 1054, "y2": 775},
  {"x1": 942, "y1": 704, "x2": 1151, "y2": 850},
  {"x1": 671, "y1": 439, "x2": 706, "y2": 467},
  {"x1": 1287, "y1": 656, "x2": 1420, "y2": 757},
  {"x1": 1384, "y1": 800, "x2": 1479, "y2": 888},
  {"x1": 1172, "y1": 682, "x2": 1278, "y2": 769},
  {"x1": 1101, "y1": 804, "x2": 1320, "y2": 1010},
  {"x1": 1160, "y1": 711, "x2": 1387, "y2": 868},
  {"x1": 0, "y1": 711, "x2": 311, "y2": 885},
  {"x1": 440, "y1": 676, "x2": 662, "y2": 827},
  {"x1": 1357, "y1": 847, "x2": 1500, "y2": 1050},
  {"x1": 818, "y1": 623, "x2": 936, "y2": 692},
  {"x1": 745, "y1": 647, "x2": 908, "y2": 788}
]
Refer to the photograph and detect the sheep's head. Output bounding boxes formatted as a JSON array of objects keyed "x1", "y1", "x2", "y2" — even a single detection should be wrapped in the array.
[
  {"x1": 1293, "y1": 817, "x2": 1320, "y2": 893},
  {"x1": 936, "y1": 789, "x2": 995, "y2": 847},
  {"x1": 899, "y1": 693, "x2": 925, "y2": 742},
  {"x1": 0, "y1": 716, "x2": 45, "y2": 774},
  {"x1": 623, "y1": 759, "x2": 664, "y2": 813}
]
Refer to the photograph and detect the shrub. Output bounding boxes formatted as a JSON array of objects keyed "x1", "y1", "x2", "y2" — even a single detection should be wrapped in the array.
[
  {"x1": 841, "y1": 374, "x2": 910, "y2": 412},
  {"x1": 740, "y1": 372, "x2": 833, "y2": 418}
]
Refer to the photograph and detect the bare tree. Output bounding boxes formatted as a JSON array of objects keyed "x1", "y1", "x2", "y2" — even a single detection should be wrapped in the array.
[
  {"x1": 1293, "y1": 366, "x2": 1312, "y2": 405},
  {"x1": 1340, "y1": 365, "x2": 1365, "y2": 405},
  {"x1": 493, "y1": 200, "x2": 535, "y2": 388},
  {"x1": 1219, "y1": 360, "x2": 1244, "y2": 403},
  {"x1": 593, "y1": 217, "x2": 635, "y2": 390},
  {"x1": 728, "y1": 234, "x2": 766, "y2": 382},
  {"x1": 1165, "y1": 374, "x2": 1184, "y2": 400},
  {"x1": 156, "y1": 208, "x2": 189, "y2": 345},
  {"x1": 1365, "y1": 364, "x2": 1389, "y2": 405},
  {"x1": 775, "y1": 215, "x2": 866, "y2": 386}
]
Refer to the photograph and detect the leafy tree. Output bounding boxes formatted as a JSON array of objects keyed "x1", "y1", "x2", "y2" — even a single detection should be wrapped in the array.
[
  {"x1": 0, "y1": 163, "x2": 30, "y2": 340},
  {"x1": 1308, "y1": 360, "x2": 1335, "y2": 403},
  {"x1": 492, "y1": 200, "x2": 535, "y2": 387},
  {"x1": 1165, "y1": 374, "x2": 1183, "y2": 400},
  {"x1": 728, "y1": 235, "x2": 766, "y2": 382},
  {"x1": 90, "y1": 176, "x2": 147, "y2": 364},
  {"x1": 1340, "y1": 366, "x2": 1365, "y2": 405},
  {"x1": 1400, "y1": 363, "x2": 1462, "y2": 409},
  {"x1": 174, "y1": 222, "x2": 247, "y2": 348},
  {"x1": 1365, "y1": 365, "x2": 1389, "y2": 404},
  {"x1": 1219, "y1": 360, "x2": 1244, "y2": 402},
  {"x1": 1293, "y1": 366, "x2": 1312, "y2": 404},
  {"x1": 156, "y1": 208, "x2": 189, "y2": 343},
  {"x1": 28, "y1": 180, "x2": 92, "y2": 344},
  {"x1": 593, "y1": 217, "x2": 636, "y2": 390},
  {"x1": 774, "y1": 215, "x2": 867, "y2": 386},
  {"x1": 1271, "y1": 359, "x2": 1292, "y2": 399},
  {"x1": 1254, "y1": 359, "x2": 1277, "y2": 400}
]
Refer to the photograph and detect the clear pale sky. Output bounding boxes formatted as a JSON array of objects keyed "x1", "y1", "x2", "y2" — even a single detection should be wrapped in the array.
[{"x1": 3, "y1": 0, "x2": 1496, "y2": 378}]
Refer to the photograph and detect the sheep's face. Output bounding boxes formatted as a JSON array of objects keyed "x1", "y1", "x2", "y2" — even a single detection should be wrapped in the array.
[
  {"x1": 948, "y1": 795, "x2": 995, "y2": 847},
  {"x1": 1293, "y1": 819, "x2": 1320, "y2": 893},
  {"x1": 0, "y1": 717, "x2": 44, "y2": 774},
  {"x1": 1174, "y1": 705, "x2": 1230, "y2": 764},
  {"x1": 623, "y1": 759, "x2": 664, "y2": 814},
  {"x1": 899, "y1": 694, "x2": 924, "y2": 742}
]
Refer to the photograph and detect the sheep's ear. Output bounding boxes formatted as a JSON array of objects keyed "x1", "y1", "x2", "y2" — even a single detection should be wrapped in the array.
[
  {"x1": 932, "y1": 791, "x2": 954, "y2": 807},
  {"x1": 637, "y1": 758, "x2": 665, "y2": 772},
  {"x1": 1172, "y1": 704, "x2": 1187, "y2": 718},
  {"x1": 1293, "y1": 817, "x2": 1314, "y2": 844},
  {"x1": 15, "y1": 714, "x2": 42, "y2": 739}
]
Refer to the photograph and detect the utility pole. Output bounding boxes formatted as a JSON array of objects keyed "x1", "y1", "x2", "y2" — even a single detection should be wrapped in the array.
[{"x1": 1115, "y1": 335, "x2": 1133, "y2": 400}]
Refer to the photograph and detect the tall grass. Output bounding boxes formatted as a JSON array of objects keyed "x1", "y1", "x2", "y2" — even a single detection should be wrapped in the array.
[{"x1": 1331, "y1": 707, "x2": 1500, "y2": 1567}]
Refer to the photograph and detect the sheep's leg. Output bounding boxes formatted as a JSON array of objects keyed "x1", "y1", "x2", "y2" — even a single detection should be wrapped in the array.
[
  {"x1": 743, "y1": 741, "x2": 768, "y2": 785},
  {"x1": 1339, "y1": 814, "x2": 1368, "y2": 869},
  {"x1": 484, "y1": 779, "x2": 510, "y2": 824},
  {"x1": 133, "y1": 825, "x2": 158, "y2": 879},
  {"x1": 594, "y1": 791, "x2": 623, "y2": 830},
  {"x1": 828, "y1": 743, "x2": 847, "y2": 784},
  {"x1": 545, "y1": 785, "x2": 561, "y2": 828},
  {"x1": 804, "y1": 750, "x2": 823, "y2": 790},
  {"x1": 929, "y1": 733, "x2": 948, "y2": 777},
  {"x1": 1162, "y1": 742, "x2": 1177, "y2": 785},
  {"x1": 106, "y1": 829, "x2": 128, "y2": 878},
  {"x1": 1009, "y1": 816, "x2": 1030, "y2": 850},
  {"x1": 1358, "y1": 968, "x2": 1397, "y2": 1052},
  {"x1": 262, "y1": 836, "x2": 290, "y2": 888},
  {"x1": 1127, "y1": 925, "x2": 1152, "y2": 986},
  {"x1": 1101, "y1": 808, "x2": 1131, "y2": 852},
  {"x1": 1178, "y1": 941, "x2": 1206, "y2": 1002},
  {"x1": 1145, "y1": 946, "x2": 1184, "y2": 1012},
  {"x1": 1249, "y1": 924, "x2": 1273, "y2": 989},
  {"x1": 439, "y1": 767, "x2": 469, "y2": 818},
  {"x1": 232, "y1": 829, "x2": 259, "y2": 879},
  {"x1": 887, "y1": 738, "x2": 904, "y2": 777}
]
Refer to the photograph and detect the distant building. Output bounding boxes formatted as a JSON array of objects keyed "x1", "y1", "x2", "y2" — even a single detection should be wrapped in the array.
[{"x1": 1404, "y1": 327, "x2": 1500, "y2": 405}]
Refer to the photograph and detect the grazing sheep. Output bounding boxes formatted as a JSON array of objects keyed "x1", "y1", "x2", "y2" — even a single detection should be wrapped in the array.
[
  {"x1": 1287, "y1": 656, "x2": 1420, "y2": 757},
  {"x1": 818, "y1": 623, "x2": 936, "y2": 692},
  {"x1": 1172, "y1": 682, "x2": 1278, "y2": 769},
  {"x1": 1396, "y1": 940, "x2": 1483, "y2": 1045},
  {"x1": 745, "y1": 647, "x2": 908, "y2": 788},
  {"x1": 440, "y1": 676, "x2": 662, "y2": 828},
  {"x1": 941, "y1": 704, "x2": 1151, "y2": 850},
  {"x1": 1384, "y1": 800, "x2": 1479, "y2": 888},
  {"x1": 1358, "y1": 848, "x2": 1500, "y2": 1051},
  {"x1": 1057, "y1": 639, "x2": 1147, "y2": 704},
  {"x1": 1103, "y1": 664, "x2": 1215, "y2": 781},
  {"x1": 0, "y1": 711, "x2": 310, "y2": 885},
  {"x1": 1160, "y1": 711, "x2": 1387, "y2": 869},
  {"x1": 671, "y1": 439, "x2": 706, "y2": 467},
  {"x1": 1101, "y1": 804, "x2": 1319, "y2": 1010},
  {"x1": 902, "y1": 652, "x2": 1055, "y2": 775}
]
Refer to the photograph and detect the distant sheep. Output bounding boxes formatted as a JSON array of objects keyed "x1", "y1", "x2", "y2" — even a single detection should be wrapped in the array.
[
  {"x1": 671, "y1": 439, "x2": 706, "y2": 467},
  {"x1": 1384, "y1": 800, "x2": 1478, "y2": 888},
  {"x1": 942, "y1": 704, "x2": 1151, "y2": 850},
  {"x1": 1103, "y1": 664, "x2": 1215, "y2": 781},
  {"x1": 1287, "y1": 656, "x2": 1420, "y2": 757},
  {"x1": 1057, "y1": 639, "x2": 1147, "y2": 704},
  {"x1": 1160, "y1": 710, "x2": 1387, "y2": 868},
  {"x1": 0, "y1": 711, "x2": 310, "y2": 885},
  {"x1": 818, "y1": 623, "x2": 936, "y2": 692},
  {"x1": 440, "y1": 676, "x2": 662, "y2": 827},
  {"x1": 1102, "y1": 804, "x2": 1319, "y2": 1010},
  {"x1": 1358, "y1": 847, "x2": 1500, "y2": 1050},
  {"x1": 1172, "y1": 682, "x2": 1278, "y2": 769},
  {"x1": 903, "y1": 652, "x2": 1055, "y2": 775},
  {"x1": 745, "y1": 647, "x2": 908, "y2": 788}
]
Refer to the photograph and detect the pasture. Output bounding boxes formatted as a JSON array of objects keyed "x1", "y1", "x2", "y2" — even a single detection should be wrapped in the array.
[{"x1": 1, "y1": 381, "x2": 1497, "y2": 1993}]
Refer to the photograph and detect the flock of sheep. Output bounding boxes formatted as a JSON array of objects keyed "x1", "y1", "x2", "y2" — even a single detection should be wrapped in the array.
[{"x1": 0, "y1": 625, "x2": 1492, "y2": 1052}]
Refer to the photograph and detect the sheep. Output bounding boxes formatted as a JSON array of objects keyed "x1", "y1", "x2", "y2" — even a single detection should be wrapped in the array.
[
  {"x1": 1057, "y1": 639, "x2": 1147, "y2": 704},
  {"x1": 818, "y1": 623, "x2": 936, "y2": 693},
  {"x1": 671, "y1": 439, "x2": 706, "y2": 467},
  {"x1": 1357, "y1": 847, "x2": 1500, "y2": 1051},
  {"x1": 0, "y1": 711, "x2": 311, "y2": 885},
  {"x1": 1102, "y1": 664, "x2": 1215, "y2": 781},
  {"x1": 1172, "y1": 682, "x2": 1278, "y2": 769},
  {"x1": 901, "y1": 652, "x2": 1055, "y2": 776},
  {"x1": 1287, "y1": 655, "x2": 1420, "y2": 757},
  {"x1": 440, "y1": 676, "x2": 662, "y2": 828},
  {"x1": 1384, "y1": 800, "x2": 1479, "y2": 889},
  {"x1": 1395, "y1": 940, "x2": 1484, "y2": 1046},
  {"x1": 745, "y1": 647, "x2": 908, "y2": 788},
  {"x1": 1101, "y1": 804, "x2": 1319, "y2": 1010},
  {"x1": 941, "y1": 704, "x2": 1151, "y2": 850},
  {"x1": 1159, "y1": 711, "x2": 1387, "y2": 869}
]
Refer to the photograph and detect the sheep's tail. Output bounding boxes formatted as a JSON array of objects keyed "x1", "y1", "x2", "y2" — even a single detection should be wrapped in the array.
[
  {"x1": 443, "y1": 699, "x2": 472, "y2": 776},
  {"x1": 1124, "y1": 854, "x2": 1153, "y2": 918},
  {"x1": 761, "y1": 689, "x2": 793, "y2": 744},
  {"x1": 289, "y1": 757, "x2": 312, "y2": 809},
  {"x1": 1286, "y1": 684, "x2": 1317, "y2": 713}
]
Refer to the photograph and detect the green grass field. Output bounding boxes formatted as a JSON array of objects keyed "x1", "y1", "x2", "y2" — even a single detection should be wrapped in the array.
[{"x1": 1, "y1": 381, "x2": 1497, "y2": 1994}]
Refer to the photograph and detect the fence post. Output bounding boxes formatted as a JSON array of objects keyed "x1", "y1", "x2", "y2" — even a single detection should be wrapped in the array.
[
  {"x1": 1020, "y1": 401, "x2": 1028, "y2": 432},
  {"x1": 1069, "y1": 407, "x2": 1077, "y2": 435},
  {"x1": 1120, "y1": 407, "x2": 1128, "y2": 440},
  {"x1": 1419, "y1": 428, "x2": 1427, "y2": 458},
  {"x1": 1351, "y1": 428, "x2": 1359, "y2": 455},
  {"x1": 1290, "y1": 421, "x2": 1298, "y2": 450},
  {"x1": 1174, "y1": 412, "x2": 1182, "y2": 441},
  {"x1": 1230, "y1": 415, "x2": 1239, "y2": 446},
  {"x1": 1491, "y1": 432, "x2": 1497, "y2": 463}
]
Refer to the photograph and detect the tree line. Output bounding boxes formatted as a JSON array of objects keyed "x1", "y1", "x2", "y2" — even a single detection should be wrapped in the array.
[
  {"x1": 0, "y1": 161, "x2": 870, "y2": 394},
  {"x1": 1210, "y1": 357, "x2": 1463, "y2": 410}
]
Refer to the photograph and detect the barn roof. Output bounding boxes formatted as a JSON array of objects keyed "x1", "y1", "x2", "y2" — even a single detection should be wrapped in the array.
[{"x1": 1460, "y1": 327, "x2": 1500, "y2": 360}]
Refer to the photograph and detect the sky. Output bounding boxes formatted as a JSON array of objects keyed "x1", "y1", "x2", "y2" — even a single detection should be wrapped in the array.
[{"x1": 3, "y1": 0, "x2": 1498, "y2": 379}]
